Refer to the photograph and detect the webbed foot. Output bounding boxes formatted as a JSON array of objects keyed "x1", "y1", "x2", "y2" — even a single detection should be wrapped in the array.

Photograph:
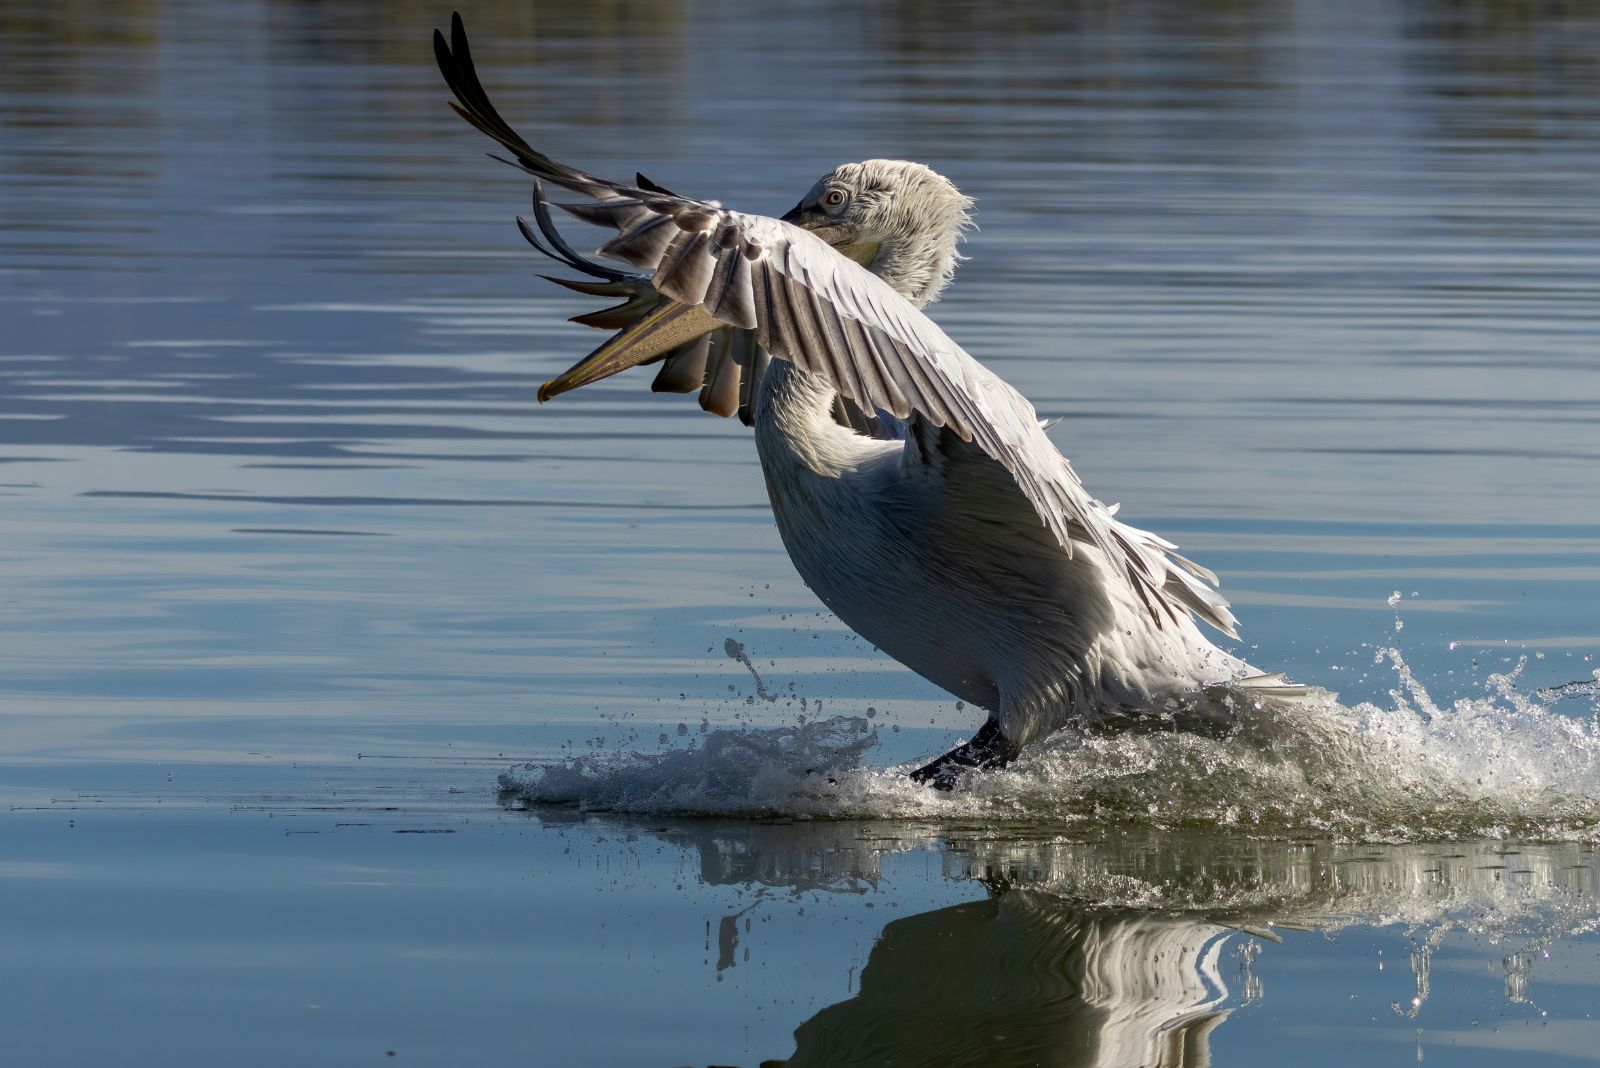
[{"x1": 910, "y1": 719, "x2": 1019, "y2": 791}]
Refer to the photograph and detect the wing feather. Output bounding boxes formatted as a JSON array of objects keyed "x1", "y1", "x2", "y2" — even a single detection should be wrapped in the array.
[
  {"x1": 795, "y1": 282, "x2": 871, "y2": 411},
  {"x1": 752, "y1": 261, "x2": 798, "y2": 362},
  {"x1": 598, "y1": 214, "x2": 680, "y2": 267},
  {"x1": 652, "y1": 332, "x2": 713, "y2": 394},
  {"x1": 841, "y1": 318, "x2": 913, "y2": 420},
  {"x1": 655, "y1": 230, "x2": 715, "y2": 306},
  {"x1": 700, "y1": 338, "x2": 742, "y2": 418},
  {"x1": 707, "y1": 245, "x2": 757, "y2": 330}
]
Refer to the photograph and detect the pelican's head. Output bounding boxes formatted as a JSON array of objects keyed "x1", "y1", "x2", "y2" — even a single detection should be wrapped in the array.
[{"x1": 781, "y1": 160, "x2": 975, "y2": 308}]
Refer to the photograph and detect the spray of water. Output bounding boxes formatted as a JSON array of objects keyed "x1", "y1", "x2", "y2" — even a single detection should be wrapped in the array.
[{"x1": 501, "y1": 647, "x2": 1600, "y2": 842}]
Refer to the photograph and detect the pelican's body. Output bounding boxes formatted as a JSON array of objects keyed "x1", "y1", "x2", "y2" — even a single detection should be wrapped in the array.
[
  {"x1": 433, "y1": 15, "x2": 1292, "y2": 784},
  {"x1": 754, "y1": 360, "x2": 1247, "y2": 751}
]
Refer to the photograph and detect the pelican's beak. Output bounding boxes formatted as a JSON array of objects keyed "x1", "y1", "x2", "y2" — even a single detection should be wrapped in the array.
[
  {"x1": 538, "y1": 299, "x2": 721, "y2": 403},
  {"x1": 780, "y1": 203, "x2": 878, "y2": 268}
]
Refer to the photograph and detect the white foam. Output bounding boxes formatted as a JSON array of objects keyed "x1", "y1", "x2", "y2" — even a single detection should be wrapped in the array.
[{"x1": 500, "y1": 649, "x2": 1600, "y2": 841}]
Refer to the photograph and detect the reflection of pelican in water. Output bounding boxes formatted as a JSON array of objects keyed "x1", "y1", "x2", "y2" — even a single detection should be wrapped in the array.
[
  {"x1": 433, "y1": 14, "x2": 1310, "y2": 788},
  {"x1": 782, "y1": 891, "x2": 1232, "y2": 1067},
  {"x1": 576, "y1": 816, "x2": 1600, "y2": 1067}
]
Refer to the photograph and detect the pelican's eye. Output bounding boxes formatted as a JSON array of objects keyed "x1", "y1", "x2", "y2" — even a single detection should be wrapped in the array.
[{"x1": 823, "y1": 189, "x2": 847, "y2": 207}]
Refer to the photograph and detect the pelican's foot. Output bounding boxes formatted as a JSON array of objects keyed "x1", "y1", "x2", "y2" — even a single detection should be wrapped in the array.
[{"x1": 910, "y1": 719, "x2": 1019, "y2": 791}]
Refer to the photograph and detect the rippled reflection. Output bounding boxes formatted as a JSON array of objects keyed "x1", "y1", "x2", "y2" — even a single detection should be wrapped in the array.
[
  {"x1": 615, "y1": 818, "x2": 1600, "y2": 1065},
  {"x1": 784, "y1": 894, "x2": 1232, "y2": 1067}
]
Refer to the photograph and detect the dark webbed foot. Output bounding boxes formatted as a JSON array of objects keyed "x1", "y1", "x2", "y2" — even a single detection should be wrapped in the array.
[{"x1": 910, "y1": 719, "x2": 1020, "y2": 791}]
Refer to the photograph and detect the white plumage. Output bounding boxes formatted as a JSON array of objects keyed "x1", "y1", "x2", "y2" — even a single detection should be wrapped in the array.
[
  {"x1": 435, "y1": 15, "x2": 1287, "y2": 784},
  {"x1": 753, "y1": 359, "x2": 1249, "y2": 752}
]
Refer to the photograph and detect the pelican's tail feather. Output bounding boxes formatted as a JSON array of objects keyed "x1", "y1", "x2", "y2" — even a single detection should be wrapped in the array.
[
  {"x1": 1109, "y1": 522, "x2": 1235, "y2": 637},
  {"x1": 1162, "y1": 565, "x2": 1238, "y2": 639},
  {"x1": 1211, "y1": 673, "x2": 1320, "y2": 702}
]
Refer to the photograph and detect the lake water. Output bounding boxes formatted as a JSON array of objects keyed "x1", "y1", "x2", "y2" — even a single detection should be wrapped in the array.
[{"x1": 3, "y1": 1, "x2": 1600, "y2": 1064}]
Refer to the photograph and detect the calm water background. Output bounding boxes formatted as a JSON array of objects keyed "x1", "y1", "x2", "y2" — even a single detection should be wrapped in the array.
[{"x1": 2, "y1": 1, "x2": 1599, "y2": 1064}]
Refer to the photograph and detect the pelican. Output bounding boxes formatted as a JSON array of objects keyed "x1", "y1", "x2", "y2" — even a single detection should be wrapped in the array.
[{"x1": 434, "y1": 15, "x2": 1298, "y2": 788}]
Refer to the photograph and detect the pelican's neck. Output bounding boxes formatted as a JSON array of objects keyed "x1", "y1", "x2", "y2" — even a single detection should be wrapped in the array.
[
  {"x1": 869, "y1": 238, "x2": 952, "y2": 308},
  {"x1": 753, "y1": 361, "x2": 869, "y2": 478}
]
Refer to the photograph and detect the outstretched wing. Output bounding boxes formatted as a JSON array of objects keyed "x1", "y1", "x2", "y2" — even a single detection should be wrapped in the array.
[{"x1": 434, "y1": 13, "x2": 1233, "y2": 636}]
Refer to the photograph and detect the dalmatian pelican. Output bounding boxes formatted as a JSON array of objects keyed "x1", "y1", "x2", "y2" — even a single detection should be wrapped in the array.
[{"x1": 434, "y1": 14, "x2": 1297, "y2": 789}]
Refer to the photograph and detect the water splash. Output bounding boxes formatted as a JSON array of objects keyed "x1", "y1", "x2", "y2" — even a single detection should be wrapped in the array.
[
  {"x1": 502, "y1": 715, "x2": 878, "y2": 814},
  {"x1": 1539, "y1": 669, "x2": 1600, "y2": 704},
  {"x1": 723, "y1": 638, "x2": 778, "y2": 703},
  {"x1": 500, "y1": 648, "x2": 1600, "y2": 841}
]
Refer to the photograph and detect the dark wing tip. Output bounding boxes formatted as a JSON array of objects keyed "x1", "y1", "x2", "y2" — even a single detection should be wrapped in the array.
[
  {"x1": 515, "y1": 215, "x2": 554, "y2": 258},
  {"x1": 433, "y1": 15, "x2": 622, "y2": 201},
  {"x1": 635, "y1": 171, "x2": 681, "y2": 198}
]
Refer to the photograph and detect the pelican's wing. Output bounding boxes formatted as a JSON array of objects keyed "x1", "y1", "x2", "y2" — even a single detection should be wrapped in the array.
[
  {"x1": 515, "y1": 182, "x2": 882, "y2": 433},
  {"x1": 904, "y1": 422, "x2": 1237, "y2": 636},
  {"x1": 434, "y1": 14, "x2": 1228, "y2": 634}
]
